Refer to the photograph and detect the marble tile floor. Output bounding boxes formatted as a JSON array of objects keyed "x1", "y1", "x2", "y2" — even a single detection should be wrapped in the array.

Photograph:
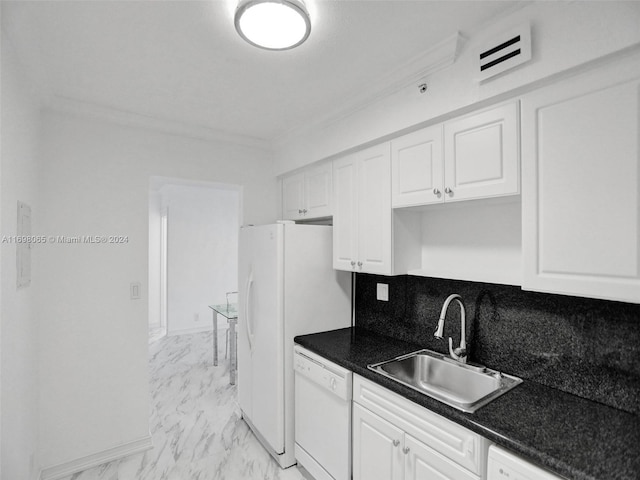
[{"x1": 60, "y1": 330, "x2": 308, "y2": 480}]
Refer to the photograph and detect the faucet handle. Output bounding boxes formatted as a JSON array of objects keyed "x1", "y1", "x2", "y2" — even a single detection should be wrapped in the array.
[
  {"x1": 454, "y1": 347, "x2": 467, "y2": 358},
  {"x1": 448, "y1": 337, "x2": 467, "y2": 364}
]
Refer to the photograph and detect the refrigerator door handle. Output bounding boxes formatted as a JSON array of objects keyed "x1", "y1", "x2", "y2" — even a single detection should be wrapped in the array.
[{"x1": 245, "y1": 271, "x2": 254, "y2": 351}]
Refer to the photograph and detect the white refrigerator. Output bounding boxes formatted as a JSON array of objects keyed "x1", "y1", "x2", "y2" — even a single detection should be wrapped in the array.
[{"x1": 238, "y1": 222, "x2": 351, "y2": 468}]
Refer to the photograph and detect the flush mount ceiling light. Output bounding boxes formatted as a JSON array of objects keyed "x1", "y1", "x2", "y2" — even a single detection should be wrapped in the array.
[{"x1": 234, "y1": 0, "x2": 311, "y2": 50}]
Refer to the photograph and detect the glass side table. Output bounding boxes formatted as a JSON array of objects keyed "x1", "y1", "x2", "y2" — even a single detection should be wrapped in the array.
[{"x1": 208, "y1": 302, "x2": 238, "y2": 385}]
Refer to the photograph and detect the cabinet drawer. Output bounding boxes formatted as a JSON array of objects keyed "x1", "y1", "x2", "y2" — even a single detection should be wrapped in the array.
[{"x1": 354, "y1": 375, "x2": 488, "y2": 476}]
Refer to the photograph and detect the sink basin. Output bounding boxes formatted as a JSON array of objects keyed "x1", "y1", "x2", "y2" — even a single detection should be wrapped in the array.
[{"x1": 368, "y1": 349, "x2": 522, "y2": 413}]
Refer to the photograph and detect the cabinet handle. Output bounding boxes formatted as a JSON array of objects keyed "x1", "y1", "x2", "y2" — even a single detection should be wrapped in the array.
[
  {"x1": 403, "y1": 446, "x2": 410, "y2": 454},
  {"x1": 444, "y1": 187, "x2": 453, "y2": 195},
  {"x1": 298, "y1": 209, "x2": 303, "y2": 214},
  {"x1": 302, "y1": 209, "x2": 308, "y2": 214},
  {"x1": 393, "y1": 439, "x2": 400, "y2": 447},
  {"x1": 433, "y1": 188, "x2": 441, "y2": 196},
  {"x1": 357, "y1": 261, "x2": 363, "y2": 268},
  {"x1": 350, "y1": 261, "x2": 356, "y2": 268}
]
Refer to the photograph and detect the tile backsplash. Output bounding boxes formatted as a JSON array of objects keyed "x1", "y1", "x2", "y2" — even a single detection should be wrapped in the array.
[{"x1": 355, "y1": 274, "x2": 640, "y2": 415}]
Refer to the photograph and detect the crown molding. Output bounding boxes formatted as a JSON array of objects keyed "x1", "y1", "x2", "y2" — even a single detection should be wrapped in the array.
[
  {"x1": 273, "y1": 1, "x2": 536, "y2": 149},
  {"x1": 45, "y1": 95, "x2": 272, "y2": 152},
  {"x1": 274, "y1": 31, "x2": 463, "y2": 147}
]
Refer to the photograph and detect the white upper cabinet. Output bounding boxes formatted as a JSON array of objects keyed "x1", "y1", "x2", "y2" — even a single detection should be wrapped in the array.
[
  {"x1": 521, "y1": 54, "x2": 640, "y2": 304},
  {"x1": 333, "y1": 143, "x2": 392, "y2": 275},
  {"x1": 282, "y1": 172, "x2": 305, "y2": 219},
  {"x1": 333, "y1": 156, "x2": 358, "y2": 271},
  {"x1": 443, "y1": 102, "x2": 520, "y2": 202},
  {"x1": 281, "y1": 162, "x2": 332, "y2": 220},
  {"x1": 391, "y1": 125, "x2": 443, "y2": 207},
  {"x1": 392, "y1": 102, "x2": 519, "y2": 208},
  {"x1": 305, "y1": 163, "x2": 333, "y2": 218}
]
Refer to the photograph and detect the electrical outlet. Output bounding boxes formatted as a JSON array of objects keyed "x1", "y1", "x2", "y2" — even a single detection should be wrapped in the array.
[{"x1": 376, "y1": 283, "x2": 389, "y2": 301}]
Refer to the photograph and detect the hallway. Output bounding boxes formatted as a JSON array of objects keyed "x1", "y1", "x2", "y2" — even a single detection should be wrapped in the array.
[{"x1": 61, "y1": 331, "x2": 307, "y2": 480}]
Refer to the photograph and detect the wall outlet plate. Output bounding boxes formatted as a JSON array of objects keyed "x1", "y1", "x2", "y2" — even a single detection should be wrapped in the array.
[
  {"x1": 130, "y1": 282, "x2": 141, "y2": 300},
  {"x1": 377, "y1": 283, "x2": 389, "y2": 302}
]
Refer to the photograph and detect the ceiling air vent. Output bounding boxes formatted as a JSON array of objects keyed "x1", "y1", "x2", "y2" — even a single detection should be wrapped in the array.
[{"x1": 477, "y1": 23, "x2": 531, "y2": 82}]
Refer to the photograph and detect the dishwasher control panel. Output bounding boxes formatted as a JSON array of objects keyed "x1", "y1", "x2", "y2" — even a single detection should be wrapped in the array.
[
  {"x1": 294, "y1": 345, "x2": 352, "y2": 401},
  {"x1": 488, "y1": 445, "x2": 563, "y2": 480}
]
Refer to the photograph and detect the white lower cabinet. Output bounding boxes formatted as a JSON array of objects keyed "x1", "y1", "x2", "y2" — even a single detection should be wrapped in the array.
[
  {"x1": 353, "y1": 403, "x2": 403, "y2": 480},
  {"x1": 353, "y1": 375, "x2": 489, "y2": 480}
]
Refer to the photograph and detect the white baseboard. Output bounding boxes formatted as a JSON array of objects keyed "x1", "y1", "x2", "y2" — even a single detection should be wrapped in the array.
[
  {"x1": 40, "y1": 434, "x2": 153, "y2": 480},
  {"x1": 167, "y1": 325, "x2": 211, "y2": 336}
]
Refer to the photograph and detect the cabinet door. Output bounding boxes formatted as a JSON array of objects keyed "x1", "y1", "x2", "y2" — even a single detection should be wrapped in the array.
[
  {"x1": 333, "y1": 154, "x2": 358, "y2": 271},
  {"x1": 282, "y1": 172, "x2": 305, "y2": 220},
  {"x1": 444, "y1": 102, "x2": 519, "y2": 202},
  {"x1": 392, "y1": 125, "x2": 444, "y2": 207},
  {"x1": 354, "y1": 375, "x2": 488, "y2": 476},
  {"x1": 305, "y1": 162, "x2": 332, "y2": 219},
  {"x1": 353, "y1": 403, "x2": 404, "y2": 480},
  {"x1": 405, "y1": 434, "x2": 479, "y2": 480},
  {"x1": 357, "y1": 143, "x2": 392, "y2": 275},
  {"x1": 521, "y1": 61, "x2": 640, "y2": 303}
]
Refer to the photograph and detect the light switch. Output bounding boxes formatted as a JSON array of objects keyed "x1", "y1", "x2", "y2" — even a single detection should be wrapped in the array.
[
  {"x1": 376, "y1": 283, "x2": 389, "y2": 301},
  {"x1": 130, "y1": 282, "x2": 141, "y2": 300}
]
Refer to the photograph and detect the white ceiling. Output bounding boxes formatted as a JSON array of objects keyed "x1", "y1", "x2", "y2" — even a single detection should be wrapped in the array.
[{"x1": 2, "y1": 0, "x2": 524, "y2": 144}]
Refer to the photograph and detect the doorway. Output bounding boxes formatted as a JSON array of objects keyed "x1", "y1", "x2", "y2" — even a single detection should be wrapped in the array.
[
  {"x1": 160, "y1": 208, "x2": 168, "y2": 334},
  {"x1": 148, "y1": 176, "x2": 242, "y2": 340}
]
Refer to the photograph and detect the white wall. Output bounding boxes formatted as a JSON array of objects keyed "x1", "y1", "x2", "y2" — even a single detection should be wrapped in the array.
[
  {"x1": 162, "y1": 183, "x2": 240, "y2": 335},
  {"x1": 1, "y1": 31, "x2": 42, "y2": 480},
  {"x1": 274, "y1": 1, "x2": 640, "y2": 174},
  {"x1": 36, "y1": 110, "x2": 276, "y2": 470}
]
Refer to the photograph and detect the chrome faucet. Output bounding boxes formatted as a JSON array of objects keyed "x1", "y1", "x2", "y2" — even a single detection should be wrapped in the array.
[{"x1": 433, "y1": 294, "x2": 467, "y2": 364}]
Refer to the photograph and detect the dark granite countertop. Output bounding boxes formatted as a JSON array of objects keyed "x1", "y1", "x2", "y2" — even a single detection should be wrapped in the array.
[{"x1": 294, "y1": 327, "x2": 640, "y2": 480}]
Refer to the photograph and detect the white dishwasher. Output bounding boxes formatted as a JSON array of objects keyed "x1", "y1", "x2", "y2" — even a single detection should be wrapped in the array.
[
  {"x1": 488, "y1": 445, "x2": 564, "y2": 480},
  {"x1": 294, "y1": 345, "x2": 352, "y2": 480}
]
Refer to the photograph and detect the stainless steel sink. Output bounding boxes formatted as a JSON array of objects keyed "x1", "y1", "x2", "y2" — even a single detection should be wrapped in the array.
[{"x1": 368, "y1": 349, "x2": 522, "y2": 413}]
